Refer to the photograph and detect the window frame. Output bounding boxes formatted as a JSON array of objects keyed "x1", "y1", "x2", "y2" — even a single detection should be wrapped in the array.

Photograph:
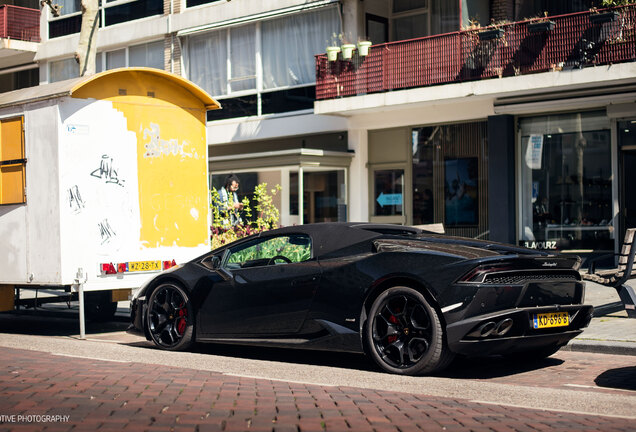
[
  {"x1": 97, "y1": 39, "x2": 165, "y2": 72},
  {"x1": 184, "y1": 5, "x2": 340, "y2": 119},
  {"x1": 222, "y1": 233, "x2": 313, "y2": 269}
]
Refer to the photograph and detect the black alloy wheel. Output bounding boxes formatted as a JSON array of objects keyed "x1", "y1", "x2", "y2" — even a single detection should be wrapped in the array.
[
  {"x1": 366, "y1": 286, "x2": 452, "y2": 375},
  {"x1": 146, "y1": 283, "x2": 194, "y2": 351}
]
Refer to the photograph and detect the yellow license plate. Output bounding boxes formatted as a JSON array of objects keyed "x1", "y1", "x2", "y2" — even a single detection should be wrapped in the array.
[
  {"x1": 533, "y1": 311, "x2": 569, "y2": 329},
  {"x1": 128, "y1": 260, "x2": 161, "y2": 272}
]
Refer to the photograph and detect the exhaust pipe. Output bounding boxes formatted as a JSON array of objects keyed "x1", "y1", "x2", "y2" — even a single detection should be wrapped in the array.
[{"x1": 494, "y1": 318, "x2": 513, "y2": 336}]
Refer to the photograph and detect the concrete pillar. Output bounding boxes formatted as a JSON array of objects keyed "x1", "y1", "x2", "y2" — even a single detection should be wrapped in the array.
[
  {"x1": 487, "y1": 115, "x2": 516, "y2": 244},
  {"x1": 341, "y1": 0, "x2": 364, "y2": 44},
  {"x1": 348, "y1": 128, "x2": 369, "y2": 222}
]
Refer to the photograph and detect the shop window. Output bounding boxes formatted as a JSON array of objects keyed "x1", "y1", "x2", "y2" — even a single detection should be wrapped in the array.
[
  {"x1": 374, "y1": 169, "x2": 404, "y2": 217},
  {"x1": 210, "y1": 171, "x2": 282, "y2": 222},
  {"x1": 412, "y1": 123, "x2": 488, "y2": 238},
  {"x1": 519, "y1": 112, "x2": 613, "y2": 253},
  {"x1": 0, "y1": 117, "x2": 26, "y2": 205}
]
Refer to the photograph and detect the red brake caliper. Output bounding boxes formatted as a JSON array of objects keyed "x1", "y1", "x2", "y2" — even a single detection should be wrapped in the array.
[
  {"x1": 176, "y1": 306, "x2": 187, "y2": 335},
  {"x1": 387, "y1": 315, "x2": 399, "y2": 343}
]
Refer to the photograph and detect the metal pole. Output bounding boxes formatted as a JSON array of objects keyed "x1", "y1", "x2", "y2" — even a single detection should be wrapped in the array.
[
  {"x1": 76, "y1": 268, "x2": 86, "y2": 340},
  {"x1": 299, "y1": 167, "x2": 304, "y2": 225}
]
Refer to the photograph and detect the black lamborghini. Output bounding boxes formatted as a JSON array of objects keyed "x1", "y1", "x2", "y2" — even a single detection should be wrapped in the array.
[{"x1": 129, "y1": 223, "x2": 593, "y2": 375}]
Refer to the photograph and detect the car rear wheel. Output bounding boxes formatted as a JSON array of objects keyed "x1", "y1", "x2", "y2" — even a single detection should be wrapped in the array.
[
  {"x1": 366, "y1": 286, "x2": 453, "y2": 375},
  {"x1": 146, "y1": 283, "x2": 194, "y2": 351}
]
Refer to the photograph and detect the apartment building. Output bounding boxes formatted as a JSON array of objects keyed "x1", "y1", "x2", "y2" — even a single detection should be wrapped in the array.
[{"x1": 5, "y1": 0, "x2": 636, "y2": 261}]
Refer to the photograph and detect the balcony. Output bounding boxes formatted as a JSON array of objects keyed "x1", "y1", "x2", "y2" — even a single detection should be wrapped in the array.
[
  {"x1": 0, "y1": 5, "x2": 40, "y2": 42},
  {"x1": 1, "y1": 5, "x2": 40, "y2": 70},
  {"x1": 315, "y1": 5, "x2": 636, "y2": 101}
]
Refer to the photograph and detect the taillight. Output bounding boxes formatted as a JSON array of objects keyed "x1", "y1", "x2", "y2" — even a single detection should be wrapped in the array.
[
  {"x1": 101, "y1": 263, "x2": 117, "y2": 275},
  {"x1": 458, "y1": 265, "x2": 514, "y2": 283}
]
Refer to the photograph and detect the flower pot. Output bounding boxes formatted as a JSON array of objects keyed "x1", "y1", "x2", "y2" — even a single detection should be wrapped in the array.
[
  {"x1": 341, "y1": 44, "x2": 356, "y2": 60},
  {"x1": 326, "y1": 46, "x2": 341, "y2": 61},
  {"x1": 528, "y1": 20, "x2": 555, "y2": 33},
  {"x1": 357, "y1": 40, "x2": 372, "y2": 56},
  {"x1": 589, "y1": 11, "x2": 619, "y2": 24},
  {"x1": 478, "y1": 28, "x2": 504, "y2": 41}
]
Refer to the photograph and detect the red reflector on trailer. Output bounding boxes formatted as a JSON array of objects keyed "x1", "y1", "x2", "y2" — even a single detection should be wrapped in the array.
[
  {"x1": 163, "y1": 259, "x2": 177, "y2": 270},
  {"x1": 101, "y1": 263, "x2": 117, "y2": 275}
]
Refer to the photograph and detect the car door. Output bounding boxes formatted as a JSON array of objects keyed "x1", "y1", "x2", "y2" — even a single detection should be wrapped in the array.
[{"x1": 198, "y1": 233, "x2": 321, "y2": 336}]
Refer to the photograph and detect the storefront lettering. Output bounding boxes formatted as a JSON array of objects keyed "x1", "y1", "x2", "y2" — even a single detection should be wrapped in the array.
[{"x1": 523, "y1": 241, "x2": 557, "y2": 250}]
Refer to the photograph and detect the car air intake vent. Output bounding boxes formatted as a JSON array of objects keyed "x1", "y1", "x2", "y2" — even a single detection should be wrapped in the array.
[{"x1": 483, "y1": 272, "x2": 579, "y2": 285}]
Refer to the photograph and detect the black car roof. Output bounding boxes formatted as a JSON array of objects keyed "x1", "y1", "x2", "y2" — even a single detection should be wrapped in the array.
[{"x1": 255, "y1": 223, "x2": 423, "y2": 258}]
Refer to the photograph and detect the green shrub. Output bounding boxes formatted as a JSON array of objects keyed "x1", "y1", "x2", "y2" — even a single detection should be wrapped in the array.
[{"x1": 210, "y1": 183, "x2": 281, "y2": 250}]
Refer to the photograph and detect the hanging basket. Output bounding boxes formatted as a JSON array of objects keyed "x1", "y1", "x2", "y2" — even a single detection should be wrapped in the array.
[
  {"x1": 357, "y1": 41, "x2": 372, "y2": 56},
  {"x1": 341, "y1": 44, "x2": 356, "y2": 60},
  {"x1": 326, "y1": 46, "x2": 341, "y2": 61}
]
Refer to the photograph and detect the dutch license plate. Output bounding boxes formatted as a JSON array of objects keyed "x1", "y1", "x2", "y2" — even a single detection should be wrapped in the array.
[
  {"x1": 128, "y1": 260, "x2": 161, "y2": 272},
  {"x1": 533, "y1": 311, "x2": 569, "y2": 329}
]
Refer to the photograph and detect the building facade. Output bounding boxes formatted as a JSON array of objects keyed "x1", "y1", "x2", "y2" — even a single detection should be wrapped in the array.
[{"x1": 7, "y1": 0, "x2": 635, "y2": 261}]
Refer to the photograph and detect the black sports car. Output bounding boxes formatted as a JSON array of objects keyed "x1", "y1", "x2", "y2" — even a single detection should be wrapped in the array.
[{"x1": 129, "y1": 223, "x2": 593, "y2": 375}]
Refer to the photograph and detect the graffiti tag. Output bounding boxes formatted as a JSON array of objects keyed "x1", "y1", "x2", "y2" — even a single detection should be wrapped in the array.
[
  {"x1": 67, "y1": 185, "x2": 85, "y2": 214},
  {"x1": 90, "y1": 154, "x2": 125, "y2": 187},
  {"x1": 98, "y1": 219, "x2": 116, "y2": 245},
  {"x1": 143, "y1": 123, "x2": 197, "y2": 159}
]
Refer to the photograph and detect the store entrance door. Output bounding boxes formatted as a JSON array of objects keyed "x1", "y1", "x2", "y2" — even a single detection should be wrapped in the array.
[{"x1": 618, "y1": 121, "x2": 636, "y2": 238}]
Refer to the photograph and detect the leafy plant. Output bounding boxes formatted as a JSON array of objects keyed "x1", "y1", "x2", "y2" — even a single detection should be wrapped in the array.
[
  {"x1": 602, "y1": 0, "x2": 634, "y2": 7},
  {"x1": 210, "y1": 183, "x2": 281, "y2": 250}
]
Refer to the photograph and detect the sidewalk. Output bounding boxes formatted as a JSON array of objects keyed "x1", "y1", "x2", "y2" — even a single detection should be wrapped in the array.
[{"x1": 563, "y1": 280, "x2": 636, "y2": 355}]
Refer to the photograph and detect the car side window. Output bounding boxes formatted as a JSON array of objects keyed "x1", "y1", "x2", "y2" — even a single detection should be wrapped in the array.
[{"x1": 224, "y1": 234, "x2": 312, "y2": 269}]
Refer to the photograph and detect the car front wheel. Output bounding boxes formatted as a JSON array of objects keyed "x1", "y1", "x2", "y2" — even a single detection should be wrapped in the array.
[
  {"x1": 146, "y1": 283, "x2": 194, "y2": 351},
  {"x1": 366, "y1": 286, "x2": 452, "y2": 375}
]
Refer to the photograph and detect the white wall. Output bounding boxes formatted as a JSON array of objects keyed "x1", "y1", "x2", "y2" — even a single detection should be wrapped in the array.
[{"x1": 207, "y1": 112, "x2": 348, "y2": 145}]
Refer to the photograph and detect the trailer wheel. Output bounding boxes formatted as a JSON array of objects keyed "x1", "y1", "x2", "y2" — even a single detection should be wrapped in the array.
[
  {"x1": 146, "y1": 283, "x2": 194, "y2": 351},
  {"x1": 85, "y1": 291, "x2": 118, "y2": 322}
]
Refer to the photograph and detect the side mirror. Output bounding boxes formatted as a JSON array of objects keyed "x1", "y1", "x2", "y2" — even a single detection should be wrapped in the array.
[{"x1": 201, "y1": 255, "x2": 221, "y2": 270}]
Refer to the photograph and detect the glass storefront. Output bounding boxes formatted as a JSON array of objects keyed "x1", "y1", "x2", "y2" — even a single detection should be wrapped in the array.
[
  {"x1": 374, "y1": 169, "x2": 404, "y2": 217},
  {"x1": 411, "y1": 122, "x2": 488, "y2": 238},
  {"x1": 519, "y1": 111, "x2": 613, "y2": 253},
  {"x1": 290, "y1": 170, "x2": 347, "y2": 224}
]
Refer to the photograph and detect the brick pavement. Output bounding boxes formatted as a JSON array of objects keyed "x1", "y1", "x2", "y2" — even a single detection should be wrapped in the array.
[{"x1": 0, "y1": 347, "x2": 633, "y2": 432}]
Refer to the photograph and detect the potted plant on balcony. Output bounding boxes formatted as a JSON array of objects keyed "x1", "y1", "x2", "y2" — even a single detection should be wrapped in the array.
[
  {"x1": 528, "y1": 12, "x2": 555, "y2": 33},
  {"x1": 589, "y1": 1, "x2": 625, "y2": 24},
  {"x1": 341, "y1": 43, "x2": 356, "y2": 60},
  {"x1": 589, "y1": 8, "x2": 620, "y2": 23},
  {"x1": 478, "y1": 20, "x2": 507, "y2": 41},
  {"x1": 357, "y1": 39, "x2": 372, "y2": 56},
  {"x1": 326, "y1": 32, "x2": 343, "y2": 61}
]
